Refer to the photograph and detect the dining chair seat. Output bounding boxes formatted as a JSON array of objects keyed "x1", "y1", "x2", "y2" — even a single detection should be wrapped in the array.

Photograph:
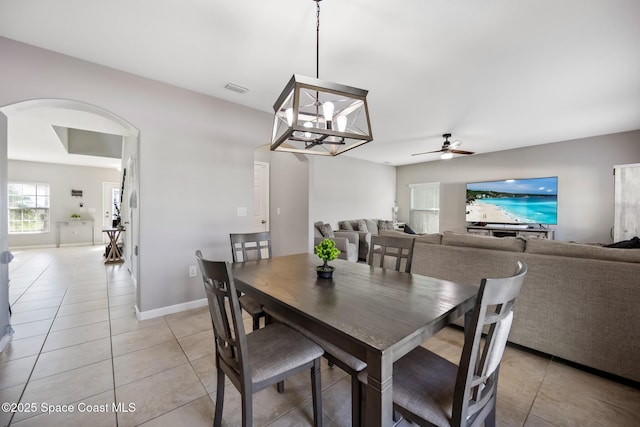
[
  {"x1": 264, "y1": 305, "x2": 366, "y2": 426},
  {"x1": 246, "y1": 323, "x2": 325, "y2": 385}
]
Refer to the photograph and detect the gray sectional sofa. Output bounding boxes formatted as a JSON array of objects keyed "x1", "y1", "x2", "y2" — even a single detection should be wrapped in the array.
[
  {"x1": 338, "y1": 218, "x2": 395, "y2": 261},
  {"x1": 379, "y1": 230, "x2": 640, "y2": 383}
]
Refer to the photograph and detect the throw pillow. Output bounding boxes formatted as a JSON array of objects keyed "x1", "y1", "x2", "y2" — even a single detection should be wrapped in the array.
[
  {"x1": 378, "y1": 220, "x2": 394, "y2": 231},
  {"x1": 320, "y1": 223, "x2": 335, "y2": 238},
  {"x1": 403, "y1": 224, "x2": 417, "y2": 235},
  {"x1": 339, "y1": 221, "x2": 353, "y2": 231},
  {"x1": 357, "y1": 219, "x2": 368, "y2": 232}
]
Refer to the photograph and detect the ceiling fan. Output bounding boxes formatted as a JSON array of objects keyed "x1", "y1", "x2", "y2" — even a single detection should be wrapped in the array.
[{"x1": 412, "y1": 133, "x2": 475, "y2": 158}]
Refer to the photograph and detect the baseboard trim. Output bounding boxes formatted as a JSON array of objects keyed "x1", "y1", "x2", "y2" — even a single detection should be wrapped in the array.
[{"x1": 135, "y1": 298, "x2": 207, "y2": 321}]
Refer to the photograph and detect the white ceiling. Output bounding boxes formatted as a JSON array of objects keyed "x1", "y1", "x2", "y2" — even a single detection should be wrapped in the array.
[{"x1": 1, "y1": 0, "x2": 639, "y2": 167}]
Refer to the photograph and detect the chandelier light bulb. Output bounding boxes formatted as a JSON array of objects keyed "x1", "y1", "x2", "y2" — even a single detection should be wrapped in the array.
[
  {"x1": 322, "y1": 101, "x2": 334, "y2": 129},
  {"x1": 336, "y1": 115, "x2": 347, "y2": 132},
  {"x1": 303, "y1": 121, "x2": 313, "y2": 138}
]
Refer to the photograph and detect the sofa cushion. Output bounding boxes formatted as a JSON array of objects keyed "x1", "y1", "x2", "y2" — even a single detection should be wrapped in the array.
[
  {"x1": 338, "y1": 221, "x2": 354, "y2": 231},
  {"x1": 358, "y1": 219, "x2": 369, "y2": 232},
  {"x1": 365, "y1": 219, "x2": 379, "y2": 235},
  {"x1": 415, "y1": 233, "x2": 443, "y2": 245},
  {"x1": 320, "y1": 223, "x2": 335, "y2": 238},
  {"x1": 378, "y1": 220, "x2": 394, "y2": 231},
  {"x1": 442, "y1": 231, "x2": 525, "y2": 252},
  {"x1": 525, "y1": 238, "x2": 640, "y2": 263}
]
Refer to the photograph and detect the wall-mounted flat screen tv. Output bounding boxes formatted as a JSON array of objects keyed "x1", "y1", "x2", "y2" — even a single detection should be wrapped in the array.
[{"x1": 466, "y1": 176, "x2": 558, "y2": 225}]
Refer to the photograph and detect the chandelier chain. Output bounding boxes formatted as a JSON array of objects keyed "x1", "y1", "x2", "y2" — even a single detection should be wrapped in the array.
[{"x1": 315, "y1": 0, "x2": 321, "y2": 79}]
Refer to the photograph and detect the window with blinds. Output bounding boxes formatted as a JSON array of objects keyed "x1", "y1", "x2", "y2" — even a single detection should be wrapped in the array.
[{"x1": 409, "y1": 182, "x2": 440, "y2": 234}]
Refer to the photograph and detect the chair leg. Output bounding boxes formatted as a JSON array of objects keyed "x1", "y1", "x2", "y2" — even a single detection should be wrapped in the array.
[
  {"x1": 214, "y1": 367, "x2": 225, "y2": 427},
  {"x1": 241, "y1": 392, "x2": 253, "y2": 427},
  {"x1": 276, "y1": 381, "x2": 285, "y2": 393},
  {"x1": 252, "y1": 314, "x2": 260, "y2": 331},
  {"x1": 485, "y1": 397, "x2": 497, "y2": 427},
  {"x1": 351, "y1": 375, "x2": 361, "y2": 427},
  {"x1": 311, "y1": 358, "x2": 323, "y2": 427}
]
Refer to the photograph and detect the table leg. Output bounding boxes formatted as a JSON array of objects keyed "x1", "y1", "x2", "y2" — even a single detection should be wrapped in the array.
[{"x1": 365, "y1": 349, "x2": 394, "y2": 427}]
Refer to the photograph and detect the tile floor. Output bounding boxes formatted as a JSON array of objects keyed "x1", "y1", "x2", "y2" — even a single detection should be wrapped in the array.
[{"x1": 1, "y1": 245, "x2": 639, "y2": 426}]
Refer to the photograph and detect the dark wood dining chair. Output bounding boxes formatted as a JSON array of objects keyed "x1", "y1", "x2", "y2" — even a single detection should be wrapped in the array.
[
  {"x1": 229, "y1": 231, "x2": 272, "y2": 330},
  {"x1": 359, "y1": 261, "x2": 528, "y2": 427},
  {"x1": 368, "y1": 234, "x2": 416, "y2": 273},
  {"x1": 195, "y1": 250, "x2": 324, "y2": 427}
]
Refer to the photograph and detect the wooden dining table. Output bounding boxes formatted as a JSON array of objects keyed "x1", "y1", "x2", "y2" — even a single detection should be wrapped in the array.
[{"x1": 231, "y1": 253, "x2": 478, "y2": 427}]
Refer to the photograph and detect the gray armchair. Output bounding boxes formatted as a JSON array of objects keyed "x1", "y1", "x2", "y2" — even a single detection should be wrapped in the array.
[{"x1": 313, "y1": 221, "x2": 359, "y2": 262}]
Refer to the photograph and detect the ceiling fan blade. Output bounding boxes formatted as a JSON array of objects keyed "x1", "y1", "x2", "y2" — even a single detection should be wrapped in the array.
[
  {"x1": 450, "y1": 149, "x2": 474, "y2": 155},
  {"x1": 450, "y1": 140, "x2": 462, "y2": 149},
  {"x1": 411, "y1": 149, "x2": 445, "y2": 156}
]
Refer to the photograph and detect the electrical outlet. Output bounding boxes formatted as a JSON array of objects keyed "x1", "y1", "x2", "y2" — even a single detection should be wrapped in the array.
[{"x1": 188, "y1": 266, "x2": 197, "y2": 277}]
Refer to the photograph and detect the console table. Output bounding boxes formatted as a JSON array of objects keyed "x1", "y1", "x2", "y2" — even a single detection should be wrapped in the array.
[
  {"x1": 56, "y1": 219, "x2": 95, "y2": 248},
  {"x1": 103, "y1": 227, "x2": 125, "y2": 263},
  {"x1": 466, "y1": 225, "x2": 554, "y2": 239}
]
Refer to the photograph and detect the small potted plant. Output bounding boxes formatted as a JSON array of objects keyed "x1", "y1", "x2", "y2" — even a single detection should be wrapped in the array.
[{"x1": 314, "y1": 238, "x2": 340, "y2": 279}]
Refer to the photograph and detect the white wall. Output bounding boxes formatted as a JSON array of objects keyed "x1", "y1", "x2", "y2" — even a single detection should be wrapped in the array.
[
  {"x1": 0, "y1": 37, "x2": 272, "y2": 314},
  {"x1": 7, "y1": 160, "x2": 121, "y2": 247},
  {"x1": 309, "y1": 155, "x2": 396, "y2": 249},
  {"x1": 396, "y1": 130, "x2": 640, "y2": 243}
]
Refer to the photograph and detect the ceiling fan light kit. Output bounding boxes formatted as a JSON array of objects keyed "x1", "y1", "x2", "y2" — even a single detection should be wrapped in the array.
[
  {"x1": 270, "y1": 0, "x2": 372, "y2": 156},
  {"x1": 412, "y1": 133, "x2": 475, "y2": 159}
]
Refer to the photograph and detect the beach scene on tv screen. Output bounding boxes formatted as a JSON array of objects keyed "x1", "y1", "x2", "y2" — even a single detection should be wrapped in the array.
[{"x1": 466, "y1": 177, "x2": 558, "y2": 224}]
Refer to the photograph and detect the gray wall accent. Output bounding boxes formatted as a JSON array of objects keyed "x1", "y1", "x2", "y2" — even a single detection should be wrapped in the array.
[
  {"x1": 7, "y1": 160, "x2": 121, "y2": 247},
  {"x1": 309, "y1": 155, "x2": 396, "y2": 249},
  {"x1": 269, "y1": 152, "x2": 310, "y2": 257},
  {"x1": 396, "y1": 130, "x2": 640, "y2": 243}
]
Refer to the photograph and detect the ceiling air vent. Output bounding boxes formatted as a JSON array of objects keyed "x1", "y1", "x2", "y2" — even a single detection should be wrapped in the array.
[{"x1": 224, "y1": 82, "x2": 249, "y2": 94}]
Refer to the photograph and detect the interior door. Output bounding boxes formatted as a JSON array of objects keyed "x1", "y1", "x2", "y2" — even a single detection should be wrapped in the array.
[{"x1": 253, "y1": 161, "x2": 269, "y2": 232}]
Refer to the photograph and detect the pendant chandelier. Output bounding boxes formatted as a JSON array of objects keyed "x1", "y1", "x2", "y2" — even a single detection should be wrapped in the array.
[{"x1": 270, "y1": 0, "x2": 373, "y2": 156}]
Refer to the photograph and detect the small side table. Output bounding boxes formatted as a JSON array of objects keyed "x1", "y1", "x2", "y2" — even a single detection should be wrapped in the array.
[{"x1": 103, "y1": 227, "x2": 125, "y2": 264}]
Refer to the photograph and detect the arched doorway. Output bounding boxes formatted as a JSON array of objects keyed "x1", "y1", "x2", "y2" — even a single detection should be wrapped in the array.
[{"x1": 0, "y1": 99, "x2": 140, "y2": 345}]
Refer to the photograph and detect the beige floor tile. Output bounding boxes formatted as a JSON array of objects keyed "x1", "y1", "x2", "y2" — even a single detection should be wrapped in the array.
[
  {"x1": 0, "y1": 383, "x2": 26, "y2": 427},
  {"x1": 17, "y1": 290, "x2": 66, "y2": 302},
  {"x1": 10, "y1": 390, "x2": 117, "y2": 427},
  {"x1": 0, "y1": 334, "x2": 46, "y2": 362},
  {"x1": 115, "y1": 363, "x2": 207, "y2": 427},
  {"x1": 109, "y1": 315, "x2": 167, "y2": 337},
  {"x1": 56, "y1": 298, "x2": 109, "y2": 317},
  {"x1": 165, "y1": 309, "x2": 212, "y2": 338},
  {"x1": 108, "y1": 294, "x2": 136, "y2": 307},
  {"x1": 9, "y1": 307, "x2": 58, "y2": 325},
  {"x1": 498, "y1": 346, "x2": 551, "y2": 411},
  {"x1": 176, "y1": 329, "x2": 215, "y2": 362},
  {"x1": 42, "y1": 320, "x2": 110, "y2": 352},
  {"x1": 61, "y1": 290, "x2": 108, "y2": 305},
  {"x1": 50, "y1": 308, "x2": 109, "y2": 331},
  {"x1": 12, "y1": 359, "x2": 114, "y2": 423},
  {"x1": 137, "y1": 395, "x2": 214, "y2": 427},
  {"x1": 111, "y1": 323, "x2": 176, "y2": 357},
  {"x1": 496, "y1": 398, "x2": 529, "y2": 427},
  {"x1": 31, "y1": 337, "x2": 112, "y2": 380},
  {"x1": 64, "y1": 283, "x2": 108, "y2": 295},
  {"x1": 10, "y1": 319, "x2": 54, "y2": 340},
  {"x1": 107, "y1": 285, "x2": 135, "y2": 297},
  {"x1": 0, "y1": 356, "x2": 37, "y2": 390},
  {"x1": 530, "y1": 361, "x2": 640, "y2": 426},
  {"x1": 10, "y1": 297, "x2": 63, "y2": 312},
  {"x1": 113, "y1": 340, "x2": 189, "y2": 387},
  {"x1": 108, "y1": 303, "x2": 136, "y2": 319}
]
